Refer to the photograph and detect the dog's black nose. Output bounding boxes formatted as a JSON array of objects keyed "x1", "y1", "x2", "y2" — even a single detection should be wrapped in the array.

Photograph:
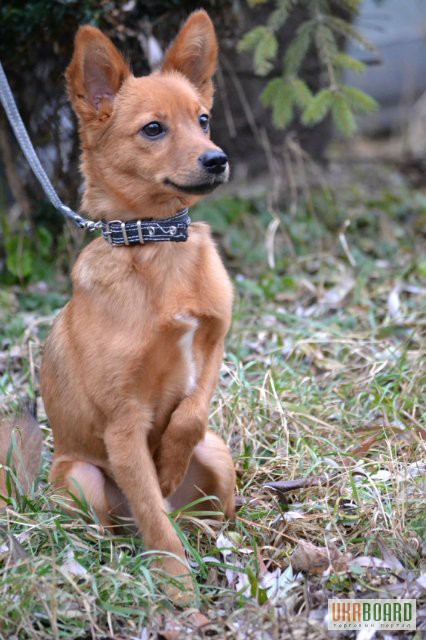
[{"x1": 199, "y1": 150, "x2": 228, "y2": 175}]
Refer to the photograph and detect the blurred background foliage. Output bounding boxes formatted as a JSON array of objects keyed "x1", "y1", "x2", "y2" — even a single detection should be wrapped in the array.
[
  {"x1": 239, "y1": 0, "x2": 377, "y2": 135},
  {"x1": 0, "y1": 0, "x2": 377, "y2": 285}
]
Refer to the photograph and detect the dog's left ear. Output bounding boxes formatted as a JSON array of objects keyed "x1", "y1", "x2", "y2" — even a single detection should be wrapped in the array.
[{"x1": 162, "y1": 10, "x2": 218, "y2": 107}]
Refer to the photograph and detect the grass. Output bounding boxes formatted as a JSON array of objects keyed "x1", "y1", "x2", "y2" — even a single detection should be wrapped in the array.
[{"x1": 0, "y1": 162, "x2": 425, "y2": 639}]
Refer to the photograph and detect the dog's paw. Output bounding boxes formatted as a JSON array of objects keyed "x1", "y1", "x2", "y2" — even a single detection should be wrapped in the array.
[
  {"x1": 156, "y1": 400, "x2": 207, "y2": 497},
  {"x1": 158, "y1": 464, "x2": 185, "y2": 498},
  {"x1": 156, "y1": 441, "x2": 190, "y2": 497},
  {"x1": 155, "y1": 557, "x2": 197, "y2": 607}
]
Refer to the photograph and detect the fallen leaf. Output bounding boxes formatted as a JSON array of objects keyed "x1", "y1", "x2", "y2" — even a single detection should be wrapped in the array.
[
  {"x1": 291, "y1": 541, "x2": 350, "y2": 575},
  {"x1": 186, "y1": 611, "x2": 209, "y2": 629},
  {"x1": 234, "y1": 571, "x2": 251, "y2": 595},
  {"x1": 0, "y1": 526, "x2": 29, "y2": 563},
  {"x1": 60, "y1": 549, "x2": 88, "y2": 578},
  {"x1": 387, "y1": 284, "x2": 401, "y2": 318},
  {"x1": 416, "y1": 574, "x2": 426, "y2": 590},
  {"x1": 282, "y1": 511, "x2": 306, "y2": 522},
  {"x1": 264, "y1": 475, "x2": 333, "y2": 498},
  {"x1": 216, "y1": 532, "x2": 251, "y2": 596},
  {"x1": 377, "y1": 575, "x2": 426, "y2": 599},
  {"x1": 407, "y1": 460, "x2": 426, "y2": 478},
  {"x1": 377, "y1": 538, "x2": 405, "y2": 573},
  {"x1": 371, "y1": 469, "x2": 392, "y2": 482},
  {"x1": 261, "y1": 565, "x2": 299, "y2": 603},
  {"x1": 0, "y1": 528, "x2": 31, "y2": 556},
  {"x1": 350, "y1": 556, "x2": 398, "y2": 571},
  {"x1": 350, "y1": 433, "x2": 381, "y2": 457},
  {"x1": 320, "y1": 277, "x2": 355, "y2": 308}
]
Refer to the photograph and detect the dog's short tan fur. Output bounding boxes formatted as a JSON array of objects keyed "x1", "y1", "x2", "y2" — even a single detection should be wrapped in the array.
[{"x1": 39, "y1": 11, "x2": 235, "y2": 603}]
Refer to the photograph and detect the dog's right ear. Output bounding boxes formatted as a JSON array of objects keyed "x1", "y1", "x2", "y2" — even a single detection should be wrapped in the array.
[
  {"x1": 162, "y1": 11, "x2": 218, "y2": 108},
  {"x1": 66, "y1": 26, "x2": 130, "y2": 124}
]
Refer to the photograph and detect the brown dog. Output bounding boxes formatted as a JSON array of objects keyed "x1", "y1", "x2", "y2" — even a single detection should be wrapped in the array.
[{"x1": 39, "y1": 11, "x2": 235, "y2": 603}]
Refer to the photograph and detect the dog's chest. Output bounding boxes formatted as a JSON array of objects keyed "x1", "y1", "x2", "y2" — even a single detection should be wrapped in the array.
[{"x1": 173, "y1": 314, "x2": 199, "y2": 395}]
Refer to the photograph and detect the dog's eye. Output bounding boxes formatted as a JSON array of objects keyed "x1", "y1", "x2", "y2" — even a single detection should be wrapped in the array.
[
  {"x1": 141, "y1": 122, "x2": 165, "y2": 138},
  {"x1": 199, "y1": 114, "x2": 209, "y2": 132}
]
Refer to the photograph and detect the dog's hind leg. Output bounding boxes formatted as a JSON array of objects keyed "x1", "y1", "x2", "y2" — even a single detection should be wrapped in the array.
[
  {"x1": 168, "y1": 429, "x2": 235, "y2": 519},
  {"x1": 50, "y1": 459, "x2": 130, "y2": 527}
]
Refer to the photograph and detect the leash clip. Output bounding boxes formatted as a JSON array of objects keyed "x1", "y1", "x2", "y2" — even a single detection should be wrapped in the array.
[
  {"x1": 63, "y1": 207, "x2": 101, "y2": 232},
  {"x1": 85, "y1": 220, "x2": 103, "y2": 232}
]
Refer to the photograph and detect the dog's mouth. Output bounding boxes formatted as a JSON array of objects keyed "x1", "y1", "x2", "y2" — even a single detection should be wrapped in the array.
[{"x1": 164, "y1": 178, "x2": 223, "y2": 195}]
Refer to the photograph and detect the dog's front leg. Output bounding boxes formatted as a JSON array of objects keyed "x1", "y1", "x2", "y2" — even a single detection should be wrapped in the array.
[
  {"x1": 156, "y1": 337, "x2": 225, "y2": 498},
  {"x1": 104, "y1": 404, "x2": 194, "y2": 601}
]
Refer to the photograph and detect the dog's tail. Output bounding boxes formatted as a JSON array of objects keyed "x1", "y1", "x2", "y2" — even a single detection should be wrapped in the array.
[{"x1": 0, "y1": 402, "x2": 43, "y2": 507}]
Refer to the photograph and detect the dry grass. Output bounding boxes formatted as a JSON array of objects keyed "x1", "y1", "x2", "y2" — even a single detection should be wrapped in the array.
[{"x1": 0, "y1": 162, "x2": 425, "y2": 639}]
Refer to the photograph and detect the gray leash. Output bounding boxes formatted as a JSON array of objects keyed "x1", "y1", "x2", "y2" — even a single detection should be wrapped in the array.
[{"x1": 0, "y1": 62, "x2": 100, "y2": 232}]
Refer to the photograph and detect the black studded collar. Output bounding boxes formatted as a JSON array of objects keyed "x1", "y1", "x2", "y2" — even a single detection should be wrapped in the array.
[{"x1": 101, "y1": 209, "x2": 191, "y2": 246}]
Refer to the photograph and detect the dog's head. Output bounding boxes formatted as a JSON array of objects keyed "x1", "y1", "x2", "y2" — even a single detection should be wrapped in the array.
[{"x1": 66, "y1": 11, "x2": 229, "y2": 219}]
